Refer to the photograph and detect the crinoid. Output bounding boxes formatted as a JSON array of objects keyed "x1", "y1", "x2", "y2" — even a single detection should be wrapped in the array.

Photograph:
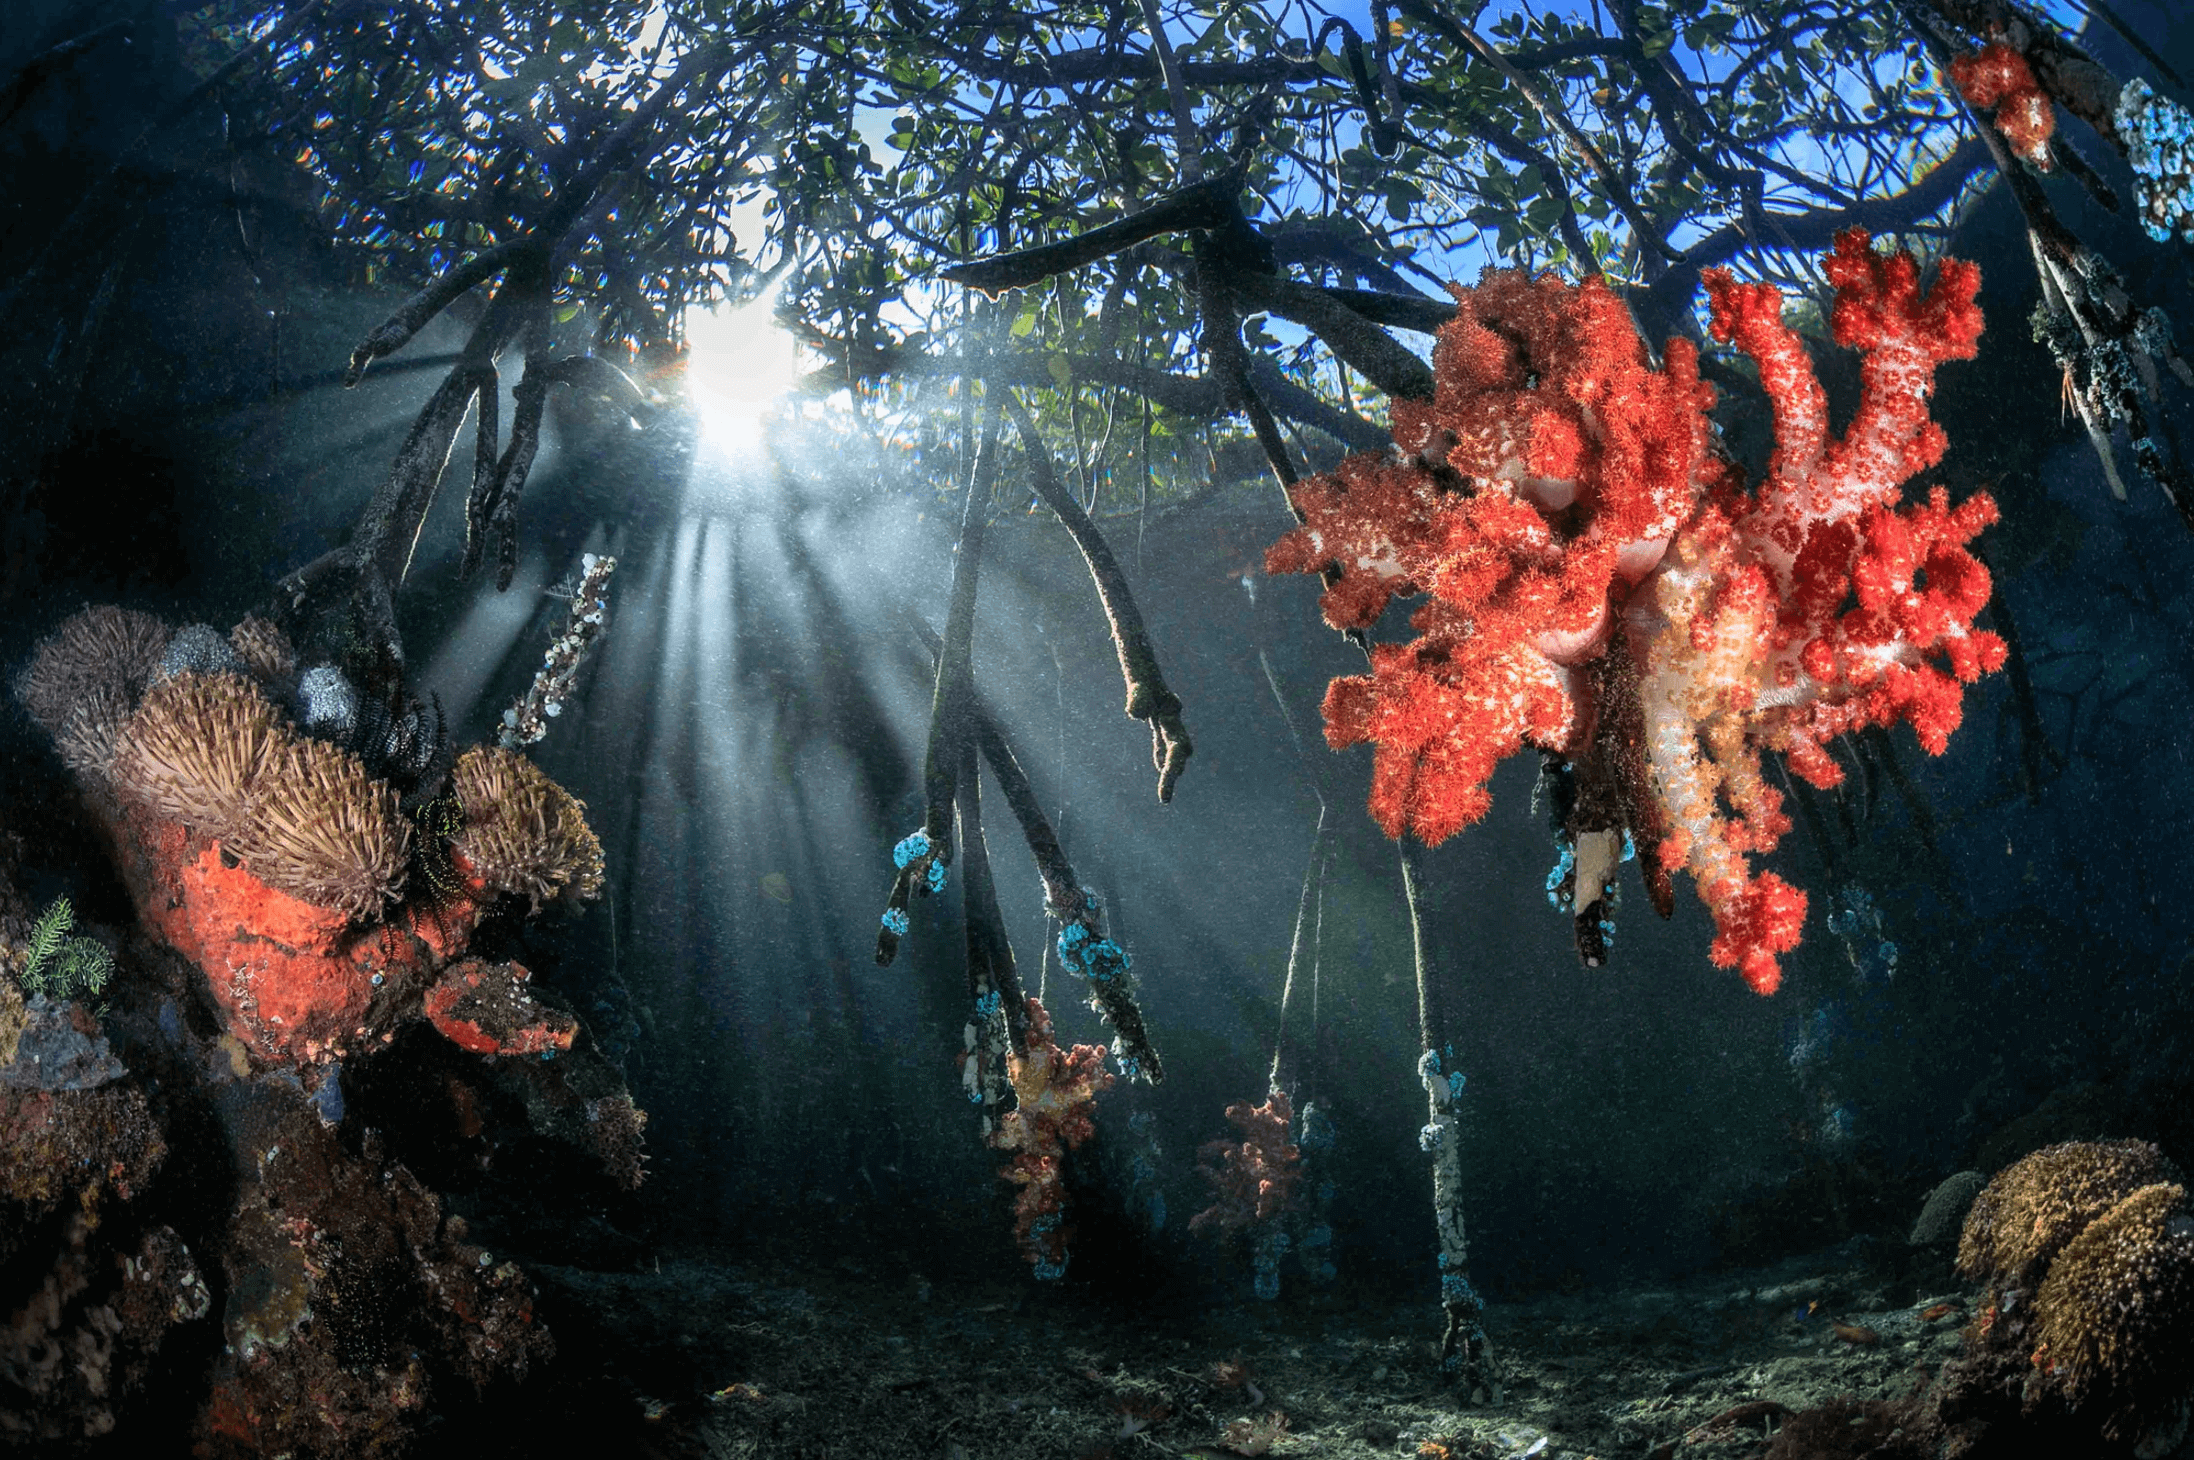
[{"x1": 406, "y1": 792, "x2": 471, "y2": 908}]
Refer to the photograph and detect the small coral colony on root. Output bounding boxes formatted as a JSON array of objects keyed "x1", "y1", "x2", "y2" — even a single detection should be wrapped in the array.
[{"x1": 1267, "y1": 228, "x2": 2002, "y2": 995}]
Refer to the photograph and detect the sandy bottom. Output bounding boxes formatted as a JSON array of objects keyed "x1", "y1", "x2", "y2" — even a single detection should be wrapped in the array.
[{"x1": 528, "y1": 1239, "x2": 1980, "y2": 1460}]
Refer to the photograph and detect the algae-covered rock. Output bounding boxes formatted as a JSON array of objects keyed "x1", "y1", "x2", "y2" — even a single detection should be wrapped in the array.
[{"x1": 1910, "y1": 1169, "x2": 1984, "y2": 1247}]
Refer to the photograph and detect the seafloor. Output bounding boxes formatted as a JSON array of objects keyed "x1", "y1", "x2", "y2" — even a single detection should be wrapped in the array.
[{"x1": 522, "y1": 1239, "x2": 1998, "y2": 1460}]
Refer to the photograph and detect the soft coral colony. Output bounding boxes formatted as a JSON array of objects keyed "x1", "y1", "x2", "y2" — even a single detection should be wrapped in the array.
[{"x1": 1266, "y1": 230, "x2": 2002, "y2": 994}]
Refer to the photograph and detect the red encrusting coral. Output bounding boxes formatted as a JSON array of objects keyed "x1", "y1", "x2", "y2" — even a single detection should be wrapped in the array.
[
  {"x1": 989, "y1": 996, "x2": 1113, "y2": 1276},
  {"x1": 1949, "y1": 41, "x2": 2055, "y2": 168},
  {"x1": 103, "y1": 796, "x2": 487, "y2": 1066},
  {"x1": 422, "y1": 958, "x2": 579, "y2": 1057},
  {"x1": 1190, "y1": 1088, "x2": 1302, "y2": 1234},
  {"x1": 1267, "y1": 230, "x2": 2002, "y2": 993}
]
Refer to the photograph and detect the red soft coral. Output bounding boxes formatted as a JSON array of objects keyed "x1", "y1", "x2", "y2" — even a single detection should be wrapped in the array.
[
  {"x1": 1269, "y1": 231, "x2": 2001, "y2": 994},
  {"x1": 1190, "y1": 1089, "x2": 1303, "y2": 1234},
  {"x1": 990, "y1": 997, "x2": 1114, "y2": 1276},
  {"x1": 1949, "y1": 42, "x2": 2054, "y2": 168}
]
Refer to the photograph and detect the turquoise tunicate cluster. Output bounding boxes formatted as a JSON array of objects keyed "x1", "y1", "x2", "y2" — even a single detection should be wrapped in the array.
[
  {"x1": 973, "y1": 988, "x2": 1002, "y2": 1018},
  {"x1": 889, "y1": 829, "x2": 950, "y2": 893},
  {"x1": 1418, "y1": 1044, "x2": 1462, "y2": 1103},
  {"x1": 1056, "y1": 920, "x2": 1131, "y2": 983},
  {"x1": 1543, "y1": 829, "x2": 1635, "y2": 911},
  {"x1": 1436, "y1": 1252, "x2": 1480, "y2": 1309},
  {"x1": 1544, "y1": 839, "x2": 1575, "y2": 908},
  {"x1": 881, "y1": 907, "x2": 910, "y2": 936},
  {"x1": 1028, "y1": 1214, "x2": 1067, "y2": 1281},
  {"x1": 1251, "y1": 1228, "x2": 1291, "y2": 1301},
  {"x1": 1300, "y1": 1222, "x2": 1336, "y2": 1284},
  {"x1": 1826, "y1": 886, "x2": 1899, "y2": 982},
  {"x1": 2118, "y1": 78, "x2": 2194, "y2": 245}
]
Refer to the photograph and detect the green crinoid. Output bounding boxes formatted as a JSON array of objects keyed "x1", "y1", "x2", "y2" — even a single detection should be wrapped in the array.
[{"x1": 18, "y1": 896, "x2": 115, "y2": 1006}]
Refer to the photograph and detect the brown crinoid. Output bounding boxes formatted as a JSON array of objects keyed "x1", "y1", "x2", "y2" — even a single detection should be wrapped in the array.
[
  {"x1": 229, "y1": 735, "x2": 411, "y2": 920},
  {"x1": 111, "y1": 673, "x2": 287, "y2": 840},
  {"x1": 448, "y1": 746, "x2": 605, "y2": 911},
  {"x1": 14, "y1": 605, "x2": 171, "y2": 736}
]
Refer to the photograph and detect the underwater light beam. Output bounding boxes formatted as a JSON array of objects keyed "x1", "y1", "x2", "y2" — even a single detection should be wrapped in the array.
[{"x1": 683, "y1": 280, "x2": 801, "y2": 455}]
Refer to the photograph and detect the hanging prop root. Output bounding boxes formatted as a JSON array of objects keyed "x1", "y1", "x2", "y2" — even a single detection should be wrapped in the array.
[
  {"x1": 465, "y1": 354, "x2": 650, "y2": 589},
  {"x1": 904, "y1": 613, "x2": 1166, "y2": 1085},
  {"x1": 498, "y1": 553, "x2": 617, "y2": 751},
  {"x1": 876, "y1": 399, "x2": 999, "y2": 964},
  {"x1": 953, "y1": 738, "x2": 1030, "y2": 1109},
  {"x1": 1004, "y1": 393, "x2": 1192, "y2": 803}
]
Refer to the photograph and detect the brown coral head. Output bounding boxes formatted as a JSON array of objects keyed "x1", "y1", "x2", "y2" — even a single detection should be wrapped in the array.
[
  {"x1": 448, "y1": 746, "x2": 605, "y2": 912},
  {"x1": 228, "y1": 615, "x2": 298, "y2": 683},
  {"x1": 14, "y1": 605, "x2": 171, "y2": 739},
  {"x1": 1958, "y1": 1139, "x2": 2182, "y2": 1288},
  {"x1": 228, "y1": 736, "x2": 411, "y2": 921},
  {"x1": 2032, "y1": 1181, "x2": 2194, "y2": 1448},
  {"x1": 111, "y1": 673, "x2": 286, "y2": 839}
]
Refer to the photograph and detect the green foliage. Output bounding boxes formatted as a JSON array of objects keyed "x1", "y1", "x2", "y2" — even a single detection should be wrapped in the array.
[
  {"x1": 18, "y1": 898, "x2": 114, "y2": 1006},
  {"x1": 177, "y1": 0, "x2": 1996, "y2": 507}
]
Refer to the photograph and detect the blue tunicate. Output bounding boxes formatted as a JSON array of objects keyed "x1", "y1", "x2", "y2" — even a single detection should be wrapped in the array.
[
  {"x1": 1544, "y1": 839, "x2": 1576, "y2": 910},
  {"x1": 974, "y1": 989, "x2": 1002, "y2": 1018},
  {"x1": 2118, "y1": 78, "x2": 2194, "y2": 244},
  {"x1": 1440, "y1": 1270, "x2": 1480, "y2": 1306},
  {"x1": 1446, "y1": 1070, "x2": 1466, "y2": 1101},
  {"x1": 1029, "y1": 1213, "x2": 1068, "y2": 1280},
  {"x1": 892, "y1": 830, "x2": 930, "y2": 868},
  {"x1": 309, "y1": 1065, "x2": 345, "y2": 1127},
  {"x1": 1251, "y1": 1229, "x2": 1291, "y2": 1301},
  {"x1": 1114, "y1": 1051, "x2": 1139, "y2": 1079},
  {"x1": 1079, "y1": 939, "x2": 1128, "y2": 980},
  {"x1": 1417, "y1": 1048, "x2": 1440, "y2": 1079},
  {"x1": 925, "y1": 859, "x2": 948, "y2": 894},
  {"x1": 1057, "y1": 922, "x2": 1089, "y2": 955},
  {"x1": 881, "y1": 907, "x2": 910, "y2": 937}
]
